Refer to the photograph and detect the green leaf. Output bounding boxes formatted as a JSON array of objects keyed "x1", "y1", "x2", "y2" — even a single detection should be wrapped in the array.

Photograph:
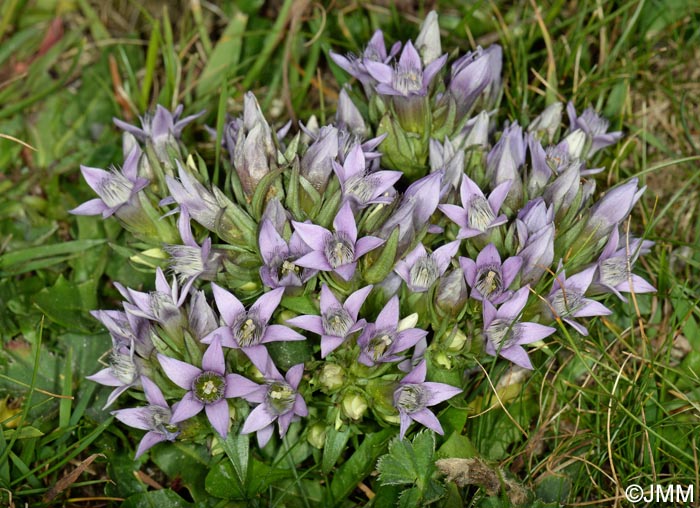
[
  {"x1": 196, "y1": 11, "x2": 248, "y2": 97},
  {"x1": 121, "y1": 489, "x2": 194, "y2": 508},
  {"x1": 437, "y1": 432, "x2": 477, "y2": 460},
  {"x1": 362, "y1": 226, "x2": 399, "y2": 284},
  {"x1": 281, "y1": 294, "x2": 319, "y2": 315},
  {"x1": 221, "y1": 432, "x2": 249, "y2": 495},
  {"x1": 322, "y1": 427, "x2": 351, "y2": 474},
  {"x1": 151, "y1": 442, "x2": 211, "y2": 502},
  {"x1": 205, "y1": 458, "x2": 247, "y2": 500},
  {"x1": 377, "y1": 431, "x2": 436, "y2": 487},
  {"x1": 2, "y1": 426, "x2": 44, "y2": 439}
]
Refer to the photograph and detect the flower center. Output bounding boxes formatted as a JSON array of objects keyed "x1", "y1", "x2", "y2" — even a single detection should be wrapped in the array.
[
  {"x1": 232, "y1": 312, "x2": 263, "y2": 347},
  {"x1": 266, "y1": 382, "x2": 296, "y2": 415},
  {"x1": 475, "y1": 265, "x2": 503, "y2": 299},
  {"x1": 409, "y1": 255, "x2": 439, "y2": 290},
  {"x1": 109, "y1": 350, "x2": 138, "y2": 384},
  {"x1": 393, "y1": 67, "x2": 423, "y2": 95},
  {"x1": 467, "y1": 196, "x2": 495, "y2": 231},
  {"x1": 485, "y1": 318, "x2": 519, "y2": 350},
  {"x1": 599, "y1": 257, "x2": 628, "y2": 287},
  {"x1": 164, "y1": 245, "x2": 205, "y2": 278},
  {"x1": 99, "y1": 172, "x2": 133, "y2": 208},
  {"x1": 193, "y1": 371, "x2": 226, "y2": 404},
  {"x1": 324, "y1": 233, "x2": 355, "y2": 268},
  {"x1": 345, "y1": 174, "x2": 379, "y2": 204},
  {"x1": 550, "y1": 288, "x2": 585, "y2": 317},
  {"x1": 395, "y1": 384, "x2": 428, "y2": 414},
  {"x1": 150, "y1": 291, "x2": 181, "y2": 325},
  {"x1": 322, "y1": 306, "x2": 353, "y2": 337},
  {"x1": 368, "y1": 331, "x2": 395, "y2": 361}
]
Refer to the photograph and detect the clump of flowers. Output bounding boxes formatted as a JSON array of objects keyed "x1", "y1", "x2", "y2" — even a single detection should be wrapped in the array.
[{"x1": 75, "y1": 11, "x2": 653, "y2": 480}]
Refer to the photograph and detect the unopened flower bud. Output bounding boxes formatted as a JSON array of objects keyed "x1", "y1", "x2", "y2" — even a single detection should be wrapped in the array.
[
  {"x1": 341, "y1": 392, "x2": 368, "y2": 420},
  {"x1": 435, "y1": 352, "x2": 452, "y2": 369},
  {"x1": 415, "y1": 11, "x2": 441, "y2": 65},
  {"x1": 307, "y1": 423, "x2": 326, "y2": 449},
  {"x1": 528, "y1": 102, "x2": 563, "y2": 143},
  {"x1": 319, "y1": 364, "x2": 345, "y2": 392},
  {"x1": 436, "y1": 268, "x2": 468, "y2": 315},
  {"x1": 446, "y1": 329, "x2": 468, "y2": 352},
  {"x1": 397, "y1": 313, "x2": 419, "y2": 332},
  {"x1": 564, "y1": 129, "x2": 586, "y2": 159}
]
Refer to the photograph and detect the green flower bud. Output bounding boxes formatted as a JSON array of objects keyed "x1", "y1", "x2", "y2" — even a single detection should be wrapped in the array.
[
  {"x1": 341, "y1": 392, "x2": 368, "y2": 421},
  {"x1": 446, "y1": 329, "x2": 468, "y2": 352},
  {"x1": 307, "y1": 423, "x2": 326, "y2": 449},
  {"x1": 319, "y1": 364, "x2": 345, "y2": 392}
]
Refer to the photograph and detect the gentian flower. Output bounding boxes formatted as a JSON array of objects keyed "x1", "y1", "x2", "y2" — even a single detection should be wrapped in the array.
[
  {"x1": 415, "y1": 11, "x2": 442, "y2": 65},
  {"x1": 429, "y1": 137, "x2": 465, "y2": 197},
  {"x1": 125, "y1": 268, "x2": 186, "y2": 337},
  {"x1": 287, "y1": 284, "x2": 372, "y2": 357},
  {"x1": 90, "y1": 309, "x2": 153, "y2": 357},
  {"x1": 527, "y1": 102, "x2": 563, "y2": 143},
  {"x1": 566, "y1": 102, "x2": 623, "y2": 157},
  {"x1": 300, "y1": 125, "x2": 338, "y2": 192},
  {"x1": 393, "y1": 359, "x2": 461, "y2": 439},
  {"x1": 438, "y1": 175, "x2": 511, "y2": 239},
  {"x1": 87, "y1": 340, "x2": 141, "y2": 409},
  {"x1": 545, "y1": 265, "x2": 612, "y2": 336},
  {"x1": 204, "y1": 285, "x2": 304, "y2": 373},
  {"x1": 188, "y1": 290, "x2": 219, "y2": 340},
  {"x1": 111, "y1": 376, "x2": 179, "y2": 458},
  {"x1": 485, "y1": 122, "x2": 525, "y2": 203},
  {"x1": 230, "y1": 363, "x2": 308, "y2": 448},
  {"x1": 586, "y1": 178, "x2": 645, "y2": 243},
  {"x1": 334, "y1": 144, "x2": 401, "y2": 209},
  {"x1": 164, "y1": 161, "x2": 223, "y2": 232},
  {"x1": 336, "y1": 88, "x2": 367, "y2": 137},
  {"x1": 515, "y1": 198, "x2": 555, "y2": 285},
  {"x1": 590, "y1": 228, "x2": 655, "y2": 301},
  {"x1": 394, "y1": 240, "x2": 460, "y2": 293},
  {"x1": 460, "y1": 243, "x2": 522, "y2": 304},
  {"x1": 157, "y1": 336, "x2": 238, "y2": 438},
  {"x1": 292, "y1": 201, "x2": 384, "y2": 281},
  {"x1": 258, "y1": 219, "x2": 316, "y2": 290},
  {"x1": 483, "y1": 287, "x2": 557, "y2": 369},
  {"x1": 435, "y1": 268, "x2": 469, "y2": 315},
  {"x1": 357, "y1": 296, "x2": 427, "y2": 366},
  {"x1": 447, "y1": 45, "x2": 502, "y2": 117},
  {"x1": 70, "y1": 146, "x2": 149, "y2": 219}
]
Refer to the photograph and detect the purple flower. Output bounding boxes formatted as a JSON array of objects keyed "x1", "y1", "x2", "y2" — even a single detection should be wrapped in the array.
[
  {"x1": 566, "y1": 102, "x2": 623, "y2": 157},
  {"x1": 365, "y1": 40, "x2": 446, "y2": 98},
  {"x1": 164, "y1": 207, "x2": 222, "y2": 296},
  {"x1": 334, "y1": 144, "x2": 401, "y2": 210},
  {"x1": 330, "y1": 30, "x2": 402, "y2": 92},
  {"x1": 586, "y1": 178, "x2": 645, "y2": 243},
  {"x1": 164, "y1": 161, "x2": 223, "y2": 232},
  {"x1": 204, "y1": 286, "x2": 303, "y2": 372},
  {"x1": 301, "y1": 125, "x2": 339, "y2": 192},
  {"x1": 292, "y1": 201, "x2": 384, "y2": 281},
  {"x1": 546, "y1": 266, "x2": 612, "y2": 336},
  {"x1": 357, "y1": 296, "x2": 427, "y2": 366},
  {"x1": 188, "y1": 290, "x2": 219, "y2": 340},
  {"x1": 590, "y1": 229, "x2": 655, "y2": 301},
  {"x1": 527, "y1": 102, "x2": 563, "y2": 143},
  {"x1": 395, "y1": 240, "x2": 460, "y2": 293},
  {"x1": 460, "y1": 244, "x2": 522, "y2": 304},
  {"x1": 113, "y1": 104, "x2": 204, "y2": 147},
  {"x1": 258, "y1": 219, "x2": 316, "y2": 290},
  {"x1": 111, "y1": 376, "x2": 179, "y2": 458},
  {"x1": 336, "y1": 88, "x2": 367, "y2": 137},
  {"x1": 415, "y1": 11, "x2": 442, "y2": 65},
  {"x1": 485, "y1": 122, "x2": 525, "y2": 203},
  {"x1": 70, "y1": 146, "x2": 149, "y2": 219},
  {"x1": 447, "y1": 45, "x2": 502, "y2": 117},
  {"x1": 429, "y1": 138, "x2": 465, "y2": 198},
  {"x1": 87, "y1": 340, "x2": 141, "y2": 409},
  {"x1": 483, "y1": 287, "x2": 557, "y2": 369},
  {"x1": 287, "y1": 284, "x2": 372, "y2": 357},
  {"x1": 438, "y1": 175, "x2": 511, "y2": 239},
  {"x1": 515, "y1": 198, "x2": 555, "y2": 285},
  {"x1": 90, "y1": 309, "x2": 153, "y2": 358},
  {"x1": 157, "y1": 336, "x2": 238, "y2": 438},
  {"x1": 393, "y1": 359, "x2": 461, "y2": 439},
  {"x1": 230, "y1": 363, "x2": 308, "y2": 448},
  {"x1": 125, "y1": 268, "x2": 186, "y2": 336}
]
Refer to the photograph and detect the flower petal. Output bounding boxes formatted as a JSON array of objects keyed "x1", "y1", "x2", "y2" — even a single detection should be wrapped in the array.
[
  {"x1": 251, "y1": 287, "x2": 285, "y2": 324},
  {"x1": 158, "y1": 354, "x2": 200, "y2": 390},
  {"x1": 135, "y1": 431, "x2": 168, "y2": 459},
  {"x1": 242, "y1": 404, "x2": 277, "y2": 434},
  {"x1": 212, "y1": 283, "x2": 244, "y2": 326},
  {"x1": 201, "y1": 336, "x2": 225, "y2": 374},
  {"x1": 410, "y1": 408, "x2": 444, "y2": 434},
  {"x1": 206, "y1": 400, "x2": 230, "y2": 438},
  {"x1": 170, "y1": 392, "x2": 204, "y2": 422},
  {"x1": 292, "y1": 221, "x2": 330, "y2": 251}
]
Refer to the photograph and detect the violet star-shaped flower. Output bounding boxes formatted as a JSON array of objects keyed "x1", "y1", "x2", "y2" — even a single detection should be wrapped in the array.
[
  {"x1": 566, "y1": 102, "x2": 623, "y2": 157},
  {"x1": 590, "y1": 229, "x2": 655, "y2": 302},
  {"x1": 114, "y1": 104, "x2": 204, "y2": 151},
  {"x1": 483, "y1": 287, "x2": 557, "y2": 369},
  {"x1": 586, "y1": 178, "x2": 645, "y2": 242},
  {"x1": 292, "y1": 201, "x2": 384, "y2": 281},
  {"x1": 111, "y1": 376, "x2": 179, "y2": 458},
  {"x1": 86, "y1": 340, "x2": 141, "y2": 409},
  {"x1": 90, "y1": 308, "x2": 153, "y2": 358},
  {"x1": 393, "y1": 359, "x2": 462, "y2": 439},
  {"x1": 334, "y1": 144, "x2": 401, "y2": 210},
  {"x1": 286, "y1": 284, "x2": 372, "y2": 357},
  {"x1": 157, "y1": 336, "x2": 238, "y2": 438},
  {"x1": 395, "y1": 240, "x2": 460, "y2": 293},
  {"x1": 357, "y1": 296, "x2": 427, "y2": 366},
  {"x1": 460, "y1": 243, "x2": 522, "y2": 304},
  {"x1": 546, "y1": 265, "x2": 612, "y2": 336},
  {"x1": 164, "y1": 161, "x2": 223, "y2": 231},
  {"x1": 203, "y1": 285, "x2": 304, "y2": 373},
  {"x1": 70, "y1": 146, "x2": 149, "y2": 218},
  {"x1": 124, "y1": 268, "x2": 186, "y2": 336},
  {"x1": 228, "y1": 363, "x2": 308, "y2": 448},
  {"x1": 365, "y1": 40, "x2": 447, "y2": 97},
  {"x1": 258, "y1": 219, "x2": 316, "y2": 290},
  {"x1": 447, "y1": 44, "x2": 502, "y2": 117},
  {"x1": 329, "y1": 30, "x2": 402, "y2": 89},
  {"x1": 439, "y1": 175, "x2": 511, "y2": 239}
]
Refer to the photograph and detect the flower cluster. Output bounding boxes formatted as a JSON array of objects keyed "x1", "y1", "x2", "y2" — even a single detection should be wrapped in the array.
[{"x1": 75, "y1": 12, "x2": 653, "y2": 459}]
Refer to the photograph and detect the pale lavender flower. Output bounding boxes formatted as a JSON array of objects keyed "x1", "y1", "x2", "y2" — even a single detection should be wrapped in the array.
[
  {"x1": 586, "y1": 178, "x2": 645, "y2": 242},
  {"x1": 438, "y1": 175, "x2": 511, "y2": 239},
  {"x1": 87, "y1": 340, "x2": 141, "y2": 409},
  {"x1": 258, "y1": 219, "x2": 316, "y2": 290},
  {"x1": 70, "y1": 146, "x2": 149, "y2": 219},
  {"x1": 157, "y1": 336, "x2": 238, "y2": 438},
  {"x1": 546, "y1": 265, "x2": 612, "y2": 336},
  {"x1": 430, "y1": 137, "x2": 465, "y2": 197},
  {"x1": 301, "y1": 125, "x2": 338, "y2": 192},
  {"x1": 393, "y1": 359, "x2": 462, "y2": 439},
  {"x1": 460, "y1": 243, "x2": 522, "y2": 304},
  {"x1": 287, "y1": 284, "x2": 373, "y2": 357},
  {"x1": 111, "y1": 376, "x2": 179, "y2": 458},
  {"x1": 435, "y1": 268, "x2": 469, "y2": 315},
  {"x1": 394, "y1": 240, "x2": 460, "y2": 293},
  {"x1": 483, "y1": 287, "x2": 557, "y2": 369},
  {"x1": 485, "y1": 122, "x2": 525, "y2": 202},
  {"x1": 336, "y1": 88, "x2": 367, "y2": 137},
  {"x1": 447, "y1": 45, "x2": 502, "y2": 117},
  {"x1": 357, "y1": 296, "x2": 427, "y2": 366},
  {"x1": 566, "y1": 102, "x2": 623, "y2": 156},
  {"x1": 164, "y1": 161, "x2": 222, "y2": 231},
  {"x1": 125, "y1": 268, "x2": 186, "y2": 334},
  {"x1": 590, "y1": 228, "x2": 655, "y2": 301},
  {"x1": 203, "y1": 285, "x2": 304, "y2": 373},
  {"x1": 415, "y1": 11, "x2": 442, "y2": 65},
  {"x1": 188, "y1": 290, "x2": 219, "y2": 340},
  {"x1": 90, "y1": 309, "x2": 153, "y2": 358},
  {"x1": 527, "y1": 102, "x2": 563, "y2": 143},
  {"x1": 515, "y1": 198, "x2": 555, "y2": 285},
  {"x1": 330, "y1": 30, "x2": 402, "y2": 93},
  {"x1": 230, "y1": 363, "x2": 308, "y2": 448},
  {"x1": 453, "y1": 110, "x2": 490, "y2": 150},
  {"x1": 164, "y1": 207, "x2": 222, "y2": 296},
  {"x1": 334, "y1": 144, "x2": 401, "y2": 209},
  {"x1": 292, "y1": 201, "x2": 384, "y2": 281}
]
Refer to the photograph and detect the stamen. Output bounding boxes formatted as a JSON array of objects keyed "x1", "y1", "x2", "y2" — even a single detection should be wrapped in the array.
[
  {"x1": 322, "y1": 306, "x2": 354, "y2": 337},
  {"x1": 192, "y1": 371, "x2": 226, "y2": 404},
  {"x1": 99, "y1": 172, "x2": 133, "y2": 208},
  {"x1": 266, "y1": 382, "x2": 296, "y2": 414},
  {"x1": 109, "y1": 350, "x2": 138, "y2": 384},
  {"x1": 409, "y1": 256, "x2": 439, "y2": 290},
  {"x1": 550, "y1": 288, "x2": 584, "y2": 317},
  {"x1": 395, "y1": 384, "x2": 428, "y2": 413},
  {"x1": 324, "y1": 233, "x2": 355, "y2": 268},
  {"x1": 369, "y1": 331, "x2": 395, "y2": 361},
  {"x1": 475, "y1": 265, "x2": 503, "y2": 299},
  {"x1": 485, "y1": 318, "x2": 519, "y2": 349},
  {"x1": 467, "y1": 196, "x2": 495, "y2": 231},
  {"x1": 599, "y1": 257, "x2": 628, "y2": 286},
  {"x1": 233, "y1": 312, "x2": 263, "y2": 347}
]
